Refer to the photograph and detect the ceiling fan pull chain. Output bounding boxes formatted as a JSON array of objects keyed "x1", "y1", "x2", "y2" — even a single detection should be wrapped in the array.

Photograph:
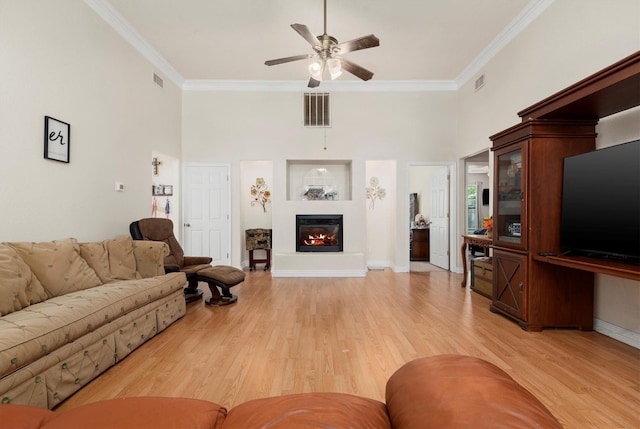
[{"x1": 324, "y1": 127, "x2": 327, "y2": 151}]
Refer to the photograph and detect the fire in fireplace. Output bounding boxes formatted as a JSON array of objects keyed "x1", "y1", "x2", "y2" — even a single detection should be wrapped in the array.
[{"x1": 296, "y1": 214, "x2": 343, "y2": 252}]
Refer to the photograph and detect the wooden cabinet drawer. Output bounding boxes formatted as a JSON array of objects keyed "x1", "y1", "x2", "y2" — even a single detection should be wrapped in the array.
[{"x1": 471, "y1": 257, "x2": 493, "y2": 298}]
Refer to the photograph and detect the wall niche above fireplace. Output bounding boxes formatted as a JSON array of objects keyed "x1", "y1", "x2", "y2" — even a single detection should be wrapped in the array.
[{"x1": 287, "y1": 160, "x2": 351, "y2": 201}]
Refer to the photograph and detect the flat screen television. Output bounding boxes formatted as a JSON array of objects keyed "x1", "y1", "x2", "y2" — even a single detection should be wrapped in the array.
[{"x1": 560, "y1": 140, "x2": 640, "y2": 264}]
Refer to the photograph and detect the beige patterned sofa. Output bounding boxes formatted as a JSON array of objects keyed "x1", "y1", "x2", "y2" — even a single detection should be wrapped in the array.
[{"x1": 0, "y1": 236, "x2": 186, "y2": 409}]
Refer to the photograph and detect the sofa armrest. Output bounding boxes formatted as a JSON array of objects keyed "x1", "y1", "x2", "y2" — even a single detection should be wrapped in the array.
[
  {"x1": 132, "y1": 241, "x2": 170, "y2": 278},
  {"x1": 0, "y1": 404, "x2": 55, "y2": 429},
  {"x1": 385, "y1": 355, "x2": 563, "y2": 429},
  {"x1": 34, "y1": 398, "x2": 227, "y2": 429}
]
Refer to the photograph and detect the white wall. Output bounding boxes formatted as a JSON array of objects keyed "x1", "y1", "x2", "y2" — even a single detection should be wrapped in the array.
[
  {"x1": 240, "y1": 160, "x2": 274, "y2": 266},
  {"x1": 0, "y1": 0, "x2": 182, "y2": 242},
  {"x1": 151, "y1": 151, "x2": 181, "y2": 238},
  {"x1": 181, "y1": 90, "x2": 458, "y2": 271},
  {"x1": 366, "y1": 160, "x2": 396, "y2": 269}
]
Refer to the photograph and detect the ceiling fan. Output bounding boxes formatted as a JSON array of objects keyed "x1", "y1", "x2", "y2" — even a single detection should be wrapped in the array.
[{"x1": 264, "y1": 0, "x2": 380, "y2": 88}]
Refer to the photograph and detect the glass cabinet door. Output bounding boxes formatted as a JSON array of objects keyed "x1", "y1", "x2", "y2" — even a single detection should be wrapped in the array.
[{"x1": 495, "y1": 146, "x2": 524, "y2": 247}]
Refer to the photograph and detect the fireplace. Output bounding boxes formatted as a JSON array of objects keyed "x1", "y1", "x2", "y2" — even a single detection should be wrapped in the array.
[{"x1": 296, "y1": 214, "x2": 343, "y2": 252}]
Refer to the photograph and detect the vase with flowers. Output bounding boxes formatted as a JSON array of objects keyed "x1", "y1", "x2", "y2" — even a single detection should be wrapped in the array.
[{"x1": 483, "y1": 217, "x2": 493, "y2": 238}]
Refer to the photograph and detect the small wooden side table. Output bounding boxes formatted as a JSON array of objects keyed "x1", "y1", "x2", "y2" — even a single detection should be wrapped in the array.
[
  {"x1": 249, "y1": 249, "x2": 271, "y2": 272},
  {"x1": 460, "y1": 234, "x2": 492, "y2": 287}
]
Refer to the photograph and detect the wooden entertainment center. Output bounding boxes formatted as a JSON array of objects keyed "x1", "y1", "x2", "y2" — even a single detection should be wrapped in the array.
[{"x1": 488, "y1": 51, "x2": 640, "y2": 331}]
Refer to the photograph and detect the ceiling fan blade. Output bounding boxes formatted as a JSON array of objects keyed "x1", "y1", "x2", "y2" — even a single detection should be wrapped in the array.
[
  {"x1": 308, "y1": 77, "x2": 321, "y2": 88},
  {"x1": 339, "y1": 58, "x2": 374, "y2": 81},
  {"x1": 291, "y1": 23, "x2": 321, "y2": 49},
  {"x1": 336, "y1": 34, "x2": 379, "y2": 54},
  {"x1": 265, "y1": 54, "x2": 313, "y2": 66}
]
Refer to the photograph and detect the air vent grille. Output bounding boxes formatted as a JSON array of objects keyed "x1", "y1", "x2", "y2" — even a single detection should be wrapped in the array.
[
  {"x1": 304, "y1": 93, "x2": 330, "y2": 127},
  {"x1": 153, "y1": 73, "x2": 164, "y2": 88}
]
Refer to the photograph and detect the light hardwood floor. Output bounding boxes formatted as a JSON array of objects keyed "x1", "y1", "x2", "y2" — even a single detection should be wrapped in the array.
[{"x1": 56, "y1": 269, "x2": 639, "y2": 428}]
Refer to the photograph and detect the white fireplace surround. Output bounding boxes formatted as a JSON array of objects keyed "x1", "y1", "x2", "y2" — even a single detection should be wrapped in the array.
[{"x1": 271, "y1": 159, "x2": 366, "y2": 277}]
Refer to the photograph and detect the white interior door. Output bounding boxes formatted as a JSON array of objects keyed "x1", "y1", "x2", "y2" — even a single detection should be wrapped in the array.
[
  {"x1": 430, "y1": 168, "x2": 450, "y2": 269},
  {"x1": 183, "y1": 165, "x2": 230, "y2": 265}
]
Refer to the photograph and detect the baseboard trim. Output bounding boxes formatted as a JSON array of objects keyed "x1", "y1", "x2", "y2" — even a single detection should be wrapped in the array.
[
  {"x1": 594, "y1": 319, "x2": 640, "y2": 349},
  {"x1": 366, "y1": 259, "x2": 392, "y2": 270},
  {"x1": 271, "y1": 269, "x2": 367, "y2": 278}
]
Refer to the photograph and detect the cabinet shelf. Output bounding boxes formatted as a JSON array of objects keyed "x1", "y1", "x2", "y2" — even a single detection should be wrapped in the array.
[{"x1": 534, "y1": 255, "x2": 640, "y2": 281}]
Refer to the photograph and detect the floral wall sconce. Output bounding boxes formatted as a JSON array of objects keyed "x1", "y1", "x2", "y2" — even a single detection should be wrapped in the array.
[
  {"x1": 251, "y1": 177, "x2": 271, "y2": 212},
  {"x1": 365, "y1": 176, "x2": 386, "y2": 210}
]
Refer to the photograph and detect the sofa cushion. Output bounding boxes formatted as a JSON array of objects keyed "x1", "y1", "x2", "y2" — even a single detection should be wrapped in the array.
[
  {"x1": 0, "y1": 244, "x2": 48, "y2": 316},
  {"x1": 81, "y1": 237, "x2": 156, "y2": 283},
  {"x1": 41, "y1": 397, "x2": 227, "y2": 429},
  {"x1": 80, "y1": 237, "x2": 143, "y2": 284},
  {"x1": 221, "y1": 392, "x2": 391, "y2": 429},
  {"x1": 78, "y1": 241, "x2": 111, "y2": 283},
  {"x1": 0, "y1": 272, "x2": 186, "y2": 380},
  {"x1": 132, "y1": 241, "x2": 168, "y2": 278},
  {"x1": 8, "y1": 239, "x2": 102, "y2": 298},
  {"x1": 105, "y1": 236, "x2": 140, "y2": 281}
]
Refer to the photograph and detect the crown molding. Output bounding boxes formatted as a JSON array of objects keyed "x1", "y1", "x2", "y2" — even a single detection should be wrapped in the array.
[
  {"x1": 182, "y1": 79, "x2": 458, "y2": 92},
  {"x1": 86, "y1": 0, "x2": 553, "y2": 93},
  {"x1": 455, "y1": 0, "x2": 555, "y2": 87},
  {"x1": 83, "y1": 0, "x2": 184, "y2": 88}
]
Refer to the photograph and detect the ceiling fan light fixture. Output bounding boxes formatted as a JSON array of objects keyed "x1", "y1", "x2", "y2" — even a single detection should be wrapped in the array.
[
  {"x1": 327, "y1": 58, "x2": 342, "y2": 80},
  {"x1": 309, "y1": 60, "x2": 324, "y2": 80},
  {"x1": 265, "y1": 0, "x2": 379, "y2": 87}
]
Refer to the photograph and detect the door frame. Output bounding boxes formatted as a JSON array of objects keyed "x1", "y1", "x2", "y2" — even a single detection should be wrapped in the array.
[
  {"x1": 407, "y1": 161, "x2": 457, "y2": 272},
  {"x1": 182, "y1": 163, "x2": 232, "y2": 264}
]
